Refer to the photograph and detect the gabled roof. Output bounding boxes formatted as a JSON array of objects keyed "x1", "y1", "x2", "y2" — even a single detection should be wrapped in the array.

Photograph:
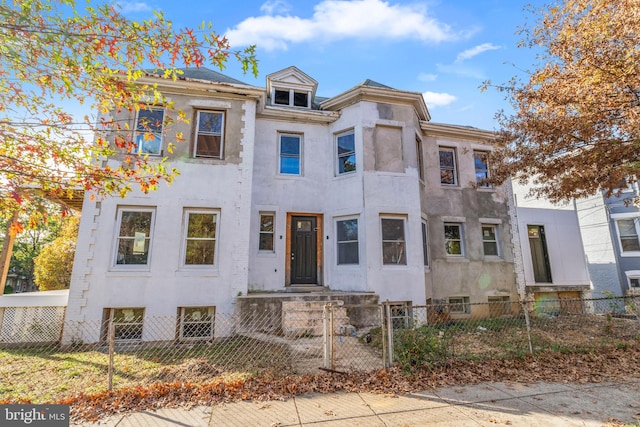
[{"x1": 360, "y1": 79, "x2": 394, "y2": 89}]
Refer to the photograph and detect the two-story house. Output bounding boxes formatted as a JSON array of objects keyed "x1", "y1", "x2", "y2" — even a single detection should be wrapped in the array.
[{"x1": 64, "y1": 66, "x2": 518, "y2": 344}]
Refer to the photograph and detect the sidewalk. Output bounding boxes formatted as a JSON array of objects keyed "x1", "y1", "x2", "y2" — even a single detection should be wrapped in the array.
[{"x1": 80, "y1": 380, "x2": 640, "y2": 426}]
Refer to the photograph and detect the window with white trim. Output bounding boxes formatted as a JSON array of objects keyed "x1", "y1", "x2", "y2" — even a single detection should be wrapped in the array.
[
  {"x1": 439, "y1": 147, "x2": 457, "y2": 185},
  {"x1": 259, "y1": 213, "x2": 275, "y2": 251},
  {"x1": 178, "y1": 306, "x2": 215, "y2": 340},
  {"x1": 474, "y1": 151, "x2": 491, "y2": 188},
  {"x1": 102, "y1": 308, "x2": 144, "y2": 342},
  {"x1": 482, "y1": 224, "x2": 500, "y2": 256},
  {"x1": 448, "y1": 297, "x2": 470, "y2": 314},
  {"x1": 381, "y1": 217, "x2": 406, "y2": 265},
  {"x1": 336, "y1": 130, "x2": 356, "y2": 175},
  {"x1": 421, "y1": 220, "x2": 429, "y2": 267},
  {"x1": 134, "y1": 107, "x2": 164, "y2": 155},
  {"x1": 416, "y1": 138, "x2": 425, "y2": 181},
  {"x1": 444, "y1": 223, "x2": 464, "y2": 256},
  {"x1": 183, "y1": 209, "x2": 218, "y2": 266},
  {"x1": 194, "y1": 110, "x2": 224, "y2": 158},
  {"x1": 114, "y1": 208, "x2": 155, "y2": 266},
  {"x1": 616, "y1": 218, "x2": 640, "y2": 253},
  {"x1": 279, "y1": 133, "x2": 302, "y2": 175},
  {"x1": 337, "y1": 218, "x2": 359, "y2": 265}
]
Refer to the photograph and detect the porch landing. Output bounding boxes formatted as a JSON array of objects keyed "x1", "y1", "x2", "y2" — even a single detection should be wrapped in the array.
[{"x1": 236, "y1": 290, "x2": 380, "y2": 337}]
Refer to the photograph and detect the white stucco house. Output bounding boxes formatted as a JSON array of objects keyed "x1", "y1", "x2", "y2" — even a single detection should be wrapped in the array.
[{"x1": 64, "y1": 66, "x2": 519, "y2": 344}]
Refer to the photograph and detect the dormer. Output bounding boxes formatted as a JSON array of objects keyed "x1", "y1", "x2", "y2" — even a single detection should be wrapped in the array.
[{"x1": 266, "y1": 66, "x2": 318, "y2": 109}]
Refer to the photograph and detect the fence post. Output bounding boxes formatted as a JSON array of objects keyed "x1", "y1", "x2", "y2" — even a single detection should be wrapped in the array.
[
  {"x1": 521, "y1": 300, "x2": 534, "y2": 355},
  {"x1": 323, "y1": 303, "x2": 333, "y2": 370},
  {"x1": 385, "y1": 301, "x2": 394, "y2": 367},
  {"x1": 108, "y1": 322, "x2": 115, "y2": 391}
]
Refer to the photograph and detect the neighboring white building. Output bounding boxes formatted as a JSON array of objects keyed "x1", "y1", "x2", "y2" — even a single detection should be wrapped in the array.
[
  {"x1": 65, "y1": 67, "x2": 519, "y2": 344},
  {"x1": 511, "y1": 179, "x2": 591, "y2": 307}
]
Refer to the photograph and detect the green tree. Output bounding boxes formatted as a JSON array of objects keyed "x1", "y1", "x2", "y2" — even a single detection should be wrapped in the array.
[
  {"x1": 484, "y1": 0, "x2": 640, "y2": 203},
  {"x1": 33, "y1": 215, "x2": 79, "y2": 290},
  {"x1": 0, "y1": 0, "x2": 257, "y2": 227}
]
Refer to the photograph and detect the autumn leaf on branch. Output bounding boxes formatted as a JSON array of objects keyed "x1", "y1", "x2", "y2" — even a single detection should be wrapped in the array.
[
  {"x1": 0, "y1": 0, "x2": 258, "y2": 226},
  {"x1": 483, "y1": 0, "x2": 640, "y2": 204}
]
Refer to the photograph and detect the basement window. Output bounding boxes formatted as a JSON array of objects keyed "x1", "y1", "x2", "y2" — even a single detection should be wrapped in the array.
[{"x1": 178, "y1": 306, "x2": 215, "y2": 340}]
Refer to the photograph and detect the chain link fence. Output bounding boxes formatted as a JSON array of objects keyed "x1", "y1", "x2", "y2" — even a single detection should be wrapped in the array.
[{"x1": 0, "y1": 296, "x2": 639, "y2": 402}]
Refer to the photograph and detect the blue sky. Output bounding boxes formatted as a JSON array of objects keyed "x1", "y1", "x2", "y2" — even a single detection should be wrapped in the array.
[{"x1": 116, "y1": 0, "x2": 547, "y2": 130}]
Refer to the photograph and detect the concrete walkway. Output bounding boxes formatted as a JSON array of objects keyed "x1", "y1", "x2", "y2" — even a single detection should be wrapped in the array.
[{"x1": 78, "y1": 380, "x2": 640, "y2": 426}]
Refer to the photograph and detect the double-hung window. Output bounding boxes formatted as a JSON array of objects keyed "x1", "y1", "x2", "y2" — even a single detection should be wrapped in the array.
[
  {"x1": 195, "y1": 111, "x2": 224, "y2": 158},
  {"x1": 482, "y1": 224, "x2": 500, "y2": 256},
  {"x1": 474, "y1": 151, "x2": 491, "y2": 187},
  {"x1": 616, "y1": 218, "x2": 640, "y2": 254},
  {"x1": 183, "y1": 209, "x2": 218, "y2": 266},
  {"x1": 102, "y1": 308, "x2": 144, "y2": 342},
  {"x1": 439, "y1": 147, "x2": 457, "y2": 185},
  {"x1": 178, "y1": 306, "x2": 215, "y2": 340},
  {"x1": 416, "y1": 138, "x2": 425, "y2": 181},
  {"x1": 336, "y1": 218, "x2": 359, "y2": 265},
  {"x1": 259, "y1": 213, "x2": 275, "y2": 251},
  {"x1": 336, "y1": 131, "x2": 356, "y2": 175},
  {"x1": 444, "y1": 223, "x2": 464, "y2": 256},
  {"x1": 274, "y1": 88, "x2": 310, "y2": 108},
  {"x1": 279, "y1": 133, "x2": 302, "y2": 175},
  {"x1": 381, "y1": 217, "x2": 406, "y2": 265},
  {"x1": 134, "y1": 107, "x2": 164, "y2": 155},
  {"x1": 449, "y1": 297, "x2": 470, "y2": 314},
  {"x1": 421, "y1": 220, "x2": 429, "y2": 267},
  {"x1": 114, "y1": 208, "x2": 155, "y2": 266}
]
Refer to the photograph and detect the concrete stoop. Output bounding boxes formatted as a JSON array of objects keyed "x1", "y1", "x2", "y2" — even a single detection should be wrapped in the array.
[{"x1": 236, "y1": 291, "x2": 380, "y2": 338}]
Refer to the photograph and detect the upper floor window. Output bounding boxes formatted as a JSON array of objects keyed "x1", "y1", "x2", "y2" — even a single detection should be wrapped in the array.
[
  {"x1": 337, "y1": 218, "x2": 359, "y2": 265},
  {"x1": 482, "y1": 224, "x2": 500, "y2": 256},
  {"x1": 274, "y1": 89, "x2": 310, "y2": 108},
  {"x1": 416, "y1": 138, "x2": 425, "y2": 181},
  {"x1": 134, "y1": 107, "x2": 164, "y2": 155},
  {"x1": 421, "y1": 220, "x2": 429, "y2": 267},
  {"x1": 279, "y1": 133, "x2": 302, "y2": 175},
  {"x1": 439, "y1": 147, "x2": 457, "y2": 185},
  {"x1": 195, "y1": 111, "x2": 224, "y2": 158},
  {"x1": 474, "y1": 151, "x2": 491, "y2": 188},
  {"x1": 444, "y1": 223, "x2": 464, "y2": 256},
  {"x1": 381, "y1": 217, "x2": 406, "y2": 265},
  {"x1": 183, "y1": 209, "x2": 218, "y2": 266},
  {"x1": 616, "y1": 218, "x2": 640, "y2": 254},
  {"x1": 114, "y1": 207, "x2": 155, "y2": 266},
  {"x1": 337, "y1": 130, "x2": 356, "y2": 175}
]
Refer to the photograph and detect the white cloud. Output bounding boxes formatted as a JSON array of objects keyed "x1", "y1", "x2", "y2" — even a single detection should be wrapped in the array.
[
  {"x1": 260, "y1": 0, "x2": 291, "y2": 15},
  {"x1": 422, "y1": 91, "x2": 456, "y2": 108},
  {"x1": 116, "y1": 1, "x2": 152, "y2": 13},
  {"x1": 226, "y1": 0, "x2": 460, "y2": 51},
  {"x1": 454, "y1": 43, "x2": 500, "y2": 64},
  {"x1": 436, "y1": 63, "x2": 486, "y2": 80},
  {"x1": 418, "y1": 73, "x2": 437, "y2": 82}
]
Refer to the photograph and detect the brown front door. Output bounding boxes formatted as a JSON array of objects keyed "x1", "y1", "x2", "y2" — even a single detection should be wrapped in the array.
[{"x1": 290, "y1": 216, "x2": 317, "y2": 284}]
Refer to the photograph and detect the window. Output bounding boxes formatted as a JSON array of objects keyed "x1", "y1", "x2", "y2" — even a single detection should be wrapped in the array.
[
  {"x1": 102, "y1": 308, "x2": 144, "y2": 342},
  {"x1": 474, "y1": 151, "x2": 491, "y2": 187},
  {"x1": 336, "y1": 131, "x2": 356, "y2": 175},
  {"x1": 416, "y1": 138, "x2": 425, "y2": 181},
  {"x1": 616, "y1": 218, "x2": 640, "y2": 253},
  {"x1": 381, "y1": 218, "x2": 406, "y2": 265},
  {"x1": 195, "y1": 111, "x2": 224, "y2": 158},
  {"x1": 259, "y1": 213, "x2": 275, "y2": 251},
  {"x1": 439, "y1": 147, "x2": 457, "y2": 185},
  {"x1": 183, "y1": 210, "x2": 218, "y2": 266},
  {"x1": 421, "y1": 220, "x2": 429, "y2": 267},
  {"x1": 274, "y1": 89, "x2": 309, "y2": 107},
  {"x1": 631, "y1": 278, "x2": 640, "y2": 288},
  {"x1": 279, "y1": 133, "x2": 301, "y2": 175},
  {"x1": 114, "y1": 208, "x2": 155, "y2": 266},
  {"x1": 449, "y1": 297, "x2": 470, "y2": 314},
  {"x1": 134, "y1": 107, "x2": 164, "y2": 155},
  {"x1": 482, "y1": 224, "x2": 500, "y2": 256},
  {"x1": 488, "y1": 296, "x2": 510, "y2": 318},
  {"x1": 337, "y1": 218, "x2": 359, "y2": 265},
  {"x1": 444, "y1": 223, "x2": 464, "y2": 256},
  {"x1": 179, "y1": 306, "x2": 215, "y2": 340}
]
